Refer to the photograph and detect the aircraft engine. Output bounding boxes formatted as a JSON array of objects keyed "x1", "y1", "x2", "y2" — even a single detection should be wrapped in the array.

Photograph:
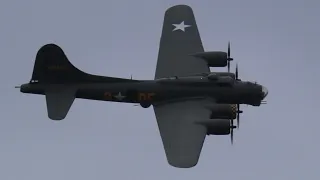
[
  {"x1": 197, "y1": 119, "x2": 232, "y2": 135},
  {"x1": 208, "y1": 104, "x2": 237, "y2": 119},
  {"x1": 216, "y1": 76, "x2": 234, "y2": 86},
  {"x1": 207, "y1": 73, "x2": 218, "y2": 80},
  {"x1": 190, "y1": 51, "x2": 228, "y2": 67},
  {"x1": 214, "y1": 72, "x2": 235, "y2": 79}
]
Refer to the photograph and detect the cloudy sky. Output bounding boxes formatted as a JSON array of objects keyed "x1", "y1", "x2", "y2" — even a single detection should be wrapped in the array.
[{"x1": 1, "y1": 0, "x2": 320, "y2": 179}]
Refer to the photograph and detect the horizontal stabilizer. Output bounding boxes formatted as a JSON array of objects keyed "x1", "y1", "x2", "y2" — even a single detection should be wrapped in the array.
[{"x1": 45, "y1": 87, "x2": 76, "y2": 120}]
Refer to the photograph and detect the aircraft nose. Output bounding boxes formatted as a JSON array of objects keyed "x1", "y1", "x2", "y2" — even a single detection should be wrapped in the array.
[{"x1": 261, "y1": 85, "x2": 268, "y2": 99}]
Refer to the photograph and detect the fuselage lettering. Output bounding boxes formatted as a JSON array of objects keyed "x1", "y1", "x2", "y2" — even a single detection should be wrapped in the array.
[
  {"x1": 138, "y1": 92, "x2": 155, "y2": 101},
  {"x1": 104, "y1": 92, "x2": 112, "y2": 100}
]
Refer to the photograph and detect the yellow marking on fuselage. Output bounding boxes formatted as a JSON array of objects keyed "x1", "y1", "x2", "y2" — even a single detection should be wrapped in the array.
[
  {"x1": 103, "y1": 92, "x2": 112, "y2": 100},
  {"x1": 138, "y1": 92, "x2": 155, "y2": 101}
]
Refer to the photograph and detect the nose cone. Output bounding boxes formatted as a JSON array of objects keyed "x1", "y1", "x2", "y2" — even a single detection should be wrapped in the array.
[{"x1": 261, "y1": 85, "x2": 268, "y2": 99}]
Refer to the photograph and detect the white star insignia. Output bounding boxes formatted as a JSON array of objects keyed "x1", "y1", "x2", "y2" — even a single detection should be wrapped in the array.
[
  {"x1": 172, "y1": 21, "x2": 191, "y2": 32},
  {"x1": 114, "y1": 92, "x2": 125, "y2": 101}
]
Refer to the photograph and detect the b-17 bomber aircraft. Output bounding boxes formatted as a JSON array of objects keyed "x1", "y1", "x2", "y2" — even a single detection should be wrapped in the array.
[{"x1": 16, "y1": 4, "x2": 268, "y2": 168}]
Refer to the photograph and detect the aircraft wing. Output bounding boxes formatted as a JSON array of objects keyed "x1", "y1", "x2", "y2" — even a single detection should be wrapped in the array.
[
  {"x1": 154, "y1": 5, "x2": 210, "y2": 79},
  {"x1": 153, "y1": 99, "x2": 211, "y2": 168}
]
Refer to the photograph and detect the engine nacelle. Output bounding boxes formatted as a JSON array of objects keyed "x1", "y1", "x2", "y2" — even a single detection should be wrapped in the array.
[
  {"x1": 216, "y1": 76, "x2": 234, "y2": 86},
  {"x1": 197, "y1": 119, "x2": 231, "y2": 135},
  {"x1": 207, "y1": 104, "x2": 237, "y2": 119},
  {"x1": 207, "y1": 72, "x2": 236, "y2": 81},
  {"x1": 214, "y1": 72, "x2": 236, "y2": 79},
  {"x1": 191, "y1": 51, "x2": 228, "y2": 67},
  {"x1": 207, "y1": 73, "x2": 219, "y2": 80}
]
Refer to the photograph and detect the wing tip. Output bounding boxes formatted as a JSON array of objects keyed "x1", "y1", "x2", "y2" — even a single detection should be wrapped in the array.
[
  {"x1": 166, "y1": 4, "x2": 193, "y2": 13},
  {"x1": 168, "y1": 159, "x2": 199, "y2": 168},
  {"x1": 166, "y1": 154, "x2": 200, "y2": 168},
  {"x1": 47, "y1": 108, "x2": 68, "y2": 121}
]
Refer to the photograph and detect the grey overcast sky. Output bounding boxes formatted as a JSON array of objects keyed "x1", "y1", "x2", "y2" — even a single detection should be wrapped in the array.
[{"x1": 1, "y1": 0, "x2": 320, "y2": 179}]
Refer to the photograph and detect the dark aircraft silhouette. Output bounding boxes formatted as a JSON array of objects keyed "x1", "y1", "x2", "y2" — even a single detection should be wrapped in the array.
[{"x1": 16, "y1": 4, "x2": 268, "y2": 168}]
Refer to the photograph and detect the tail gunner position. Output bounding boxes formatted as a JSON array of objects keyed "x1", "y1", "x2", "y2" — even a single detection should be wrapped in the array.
[{"x1": 16, "y1": 5, "x2": 268, "y2": 168}]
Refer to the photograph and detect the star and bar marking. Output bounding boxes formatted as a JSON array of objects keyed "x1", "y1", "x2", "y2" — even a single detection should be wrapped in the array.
[
  {"x1": 103, "y1": 91, "x2": 156, "y2": 102},
  {"x1": 114, "y1": 92, "x2": 126, "y2": 101},
  {"x1": 172, "y1": 21, "x2": 191, "y2": 32}
]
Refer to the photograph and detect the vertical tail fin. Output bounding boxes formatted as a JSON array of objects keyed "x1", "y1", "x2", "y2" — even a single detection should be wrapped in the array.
[
  {"x1": 30, "y1": 43, "x2": 135, "y2": 84},
  {"x1": 31, "y1": 43, "x2": 86, "y2": 83}
]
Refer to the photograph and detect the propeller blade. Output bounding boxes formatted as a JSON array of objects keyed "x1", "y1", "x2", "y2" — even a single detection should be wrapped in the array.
[
  {"x1": 230, "y1": 120, "x2": 236, "y2": 144},
  {"x1": 231, "y1": 129, "x2": 234, "y2": 144},
  {"x1": 228, "y1": 42, "x2": 230, "y2": 57},
  {"x1": 231, "y1": 120, "x2": 234, "y2": 144},
  {"x1": 237, "y1": 117, "x2": 239, "y2": 129},
  {"x1": 237, "y1": 104, "x2": 240, "y2": 129},
  {"x1": 227, "y1": 41, "x2": 233, "y2": 72},
  {"x1": 235, "y1": 64, "x2": 238, "y2": 80}
]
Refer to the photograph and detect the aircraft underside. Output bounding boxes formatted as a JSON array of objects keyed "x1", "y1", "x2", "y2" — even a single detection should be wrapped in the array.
[{"x1": 17, "y1": 4, "x2": 268, "y2": 168}]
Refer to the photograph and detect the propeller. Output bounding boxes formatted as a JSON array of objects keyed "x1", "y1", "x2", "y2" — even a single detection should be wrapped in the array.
[
  {"x1": 236, "y1": 104, "x2": 243, "y2": 129},
  {"x1": 230, "y1": 119, "x2": 236, "y2": 144},
  {"x1": 234, "y1": 63, "x2": 243, "y2": 128},
  {"x1": 235, "y1": 63, "x2": 239, "y2": 80},
  {"x1": 235, "y1": 63, "x2": 243, "y2": 82},
  {"x1": 227, "y1": 42, "x2": 233, "y2": 72}
]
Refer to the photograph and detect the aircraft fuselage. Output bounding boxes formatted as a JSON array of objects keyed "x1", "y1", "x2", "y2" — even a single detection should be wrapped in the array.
[{"x1": 20, "y1": 79, "x2": 266, "y2": 108}]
